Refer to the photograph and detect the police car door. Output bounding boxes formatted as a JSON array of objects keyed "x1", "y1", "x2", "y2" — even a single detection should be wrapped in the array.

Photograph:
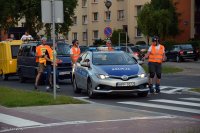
[{"x1": 81, "y1": 53, "x2": 91, "y2": 89}]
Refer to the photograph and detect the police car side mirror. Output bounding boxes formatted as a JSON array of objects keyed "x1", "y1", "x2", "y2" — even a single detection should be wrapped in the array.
[{"x1": 80, "y1": 62, "x2": 90, "y2": 68}]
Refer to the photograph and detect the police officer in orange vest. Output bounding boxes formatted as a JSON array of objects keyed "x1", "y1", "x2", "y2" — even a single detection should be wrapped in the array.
[
  {"x1": 143, "y1": 36, "x2": 166, "y2": 93},
  {"x1": 70, "y1": 39, "x2": 80, "y2": 65},
  {"x1": 106, "y1": 40, "x2": 113, "y2": 51},
  {"x1": 35, "y1": 37, "x2": 50, "y2": 90},
  {"x1": 45, "y1": 43, "x2": 61, "y2": 91}
]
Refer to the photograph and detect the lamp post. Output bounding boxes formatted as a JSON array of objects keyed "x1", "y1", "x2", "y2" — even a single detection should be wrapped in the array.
[
  {"x1": 104, "y1": 0, "x2": 112, "y2": 21},
  {"x1": 104, "y1": 0, "x2": 112, "y2": 42}
]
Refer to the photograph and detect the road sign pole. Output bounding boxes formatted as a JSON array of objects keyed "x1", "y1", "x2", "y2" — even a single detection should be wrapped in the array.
[{"x1": 51, "y1": 0, "x2": 56, "y2": 100}]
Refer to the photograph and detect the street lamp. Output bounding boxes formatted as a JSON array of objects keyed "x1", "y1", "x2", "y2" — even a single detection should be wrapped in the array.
[{"x1": 105, "y1": 0, "x2": 112, "y2": 10}]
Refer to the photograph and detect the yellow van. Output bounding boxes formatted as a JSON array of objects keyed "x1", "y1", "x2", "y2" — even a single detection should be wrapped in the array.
[{"x1": 0, "y1": 40, "x2": 23, "y2": 80}]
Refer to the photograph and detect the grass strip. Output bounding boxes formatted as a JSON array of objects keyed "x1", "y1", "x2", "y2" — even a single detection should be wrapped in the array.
[
  {"x1": 142, "y1": 64, "x2": 183, "y2": 74},
  {"x1": 0, "y1": 86, "x2": 86, "y2": 107},
  {"x1": 190, "y1": 88, "x2": 200, "y2": 93}
]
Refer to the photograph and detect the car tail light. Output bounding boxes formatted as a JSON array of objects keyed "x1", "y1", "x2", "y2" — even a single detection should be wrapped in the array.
[
  {"x1": 179, "y1": 50, "x2": 184, "y2": 55},
  {"x1": 133, "y1": 52, "x2": 139, "y2": 57}
]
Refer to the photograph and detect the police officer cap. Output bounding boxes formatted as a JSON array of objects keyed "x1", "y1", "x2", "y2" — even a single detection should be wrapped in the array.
[
  {"x1": 72, "y1": 39, "x2": 78, "y2": 44},
  {"x1": 152, "y1": 36, "x2": 159, "y2": 42},
  {"x1": 41, "y1": 37, "x2": 47, "y2": 41}
]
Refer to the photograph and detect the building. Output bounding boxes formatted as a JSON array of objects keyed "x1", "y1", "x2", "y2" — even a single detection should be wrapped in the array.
[
  {"x1": 68, "y1": 0, "x2": 200, "y2": 45},
  {"x1": 173, "y1": 0, "x2": 200, "y2": 42},
  {"x1": 68, "y1": 0, "x2": 150, "y2": 45}
]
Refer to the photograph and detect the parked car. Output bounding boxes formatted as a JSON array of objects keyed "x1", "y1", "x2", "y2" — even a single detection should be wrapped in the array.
[
  {"x1": 17, "y1": 41, "x2": 72, "y2": 83},
  {"x1": 135, "y1": 44, "x2": 149, "y2": 54},
  {"x1": 166, "y1": 44, "x2": 199, "y2": 62},
  {"x1": 79, "y1": 45, "x2": 89, "y2": 53},
  {"x1": 0, "y1": 40, "x2": 23, "y2": 80},
  {"x1": 118, "y1": 46, "x2": 144, "y2": 64},
  {"x1": 72, "y1": 50, "x2": 148, "y2": 98}
]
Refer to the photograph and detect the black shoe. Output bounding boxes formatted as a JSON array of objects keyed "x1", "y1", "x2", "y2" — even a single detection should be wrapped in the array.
[
  {"x1": 155, "y1": 84, "x2": 160, "y2": 93},
  {"x1": 34, "y1": 85, "x2": 38, "y2": 90}
]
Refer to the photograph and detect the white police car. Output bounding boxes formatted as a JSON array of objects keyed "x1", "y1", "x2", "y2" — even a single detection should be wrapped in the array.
[{"x1": 72, "y1": 48, "x2": 149, "y2": 98}]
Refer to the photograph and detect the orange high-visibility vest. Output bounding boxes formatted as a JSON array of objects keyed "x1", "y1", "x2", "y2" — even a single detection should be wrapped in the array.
[
  {"x1": 71, "y1": 46, "x2": 80, "y2": 62},
  {"x1": 46, "y1": 46, "x2": 54, "y2": 60},
  {"x1": 148, "y1": 45, "x2": 165, "y2": 63},
  {"x1": 36, "y1": 45, "x2": 48, "y2": 64}
]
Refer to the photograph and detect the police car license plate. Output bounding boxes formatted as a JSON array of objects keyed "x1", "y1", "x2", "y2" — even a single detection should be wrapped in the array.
[
  {"x1": 59, "y1": 71, "x2": 70, "y2": 75},
  {"x1": 116, "y1": 82, "x2": 135, "y2": 87}
]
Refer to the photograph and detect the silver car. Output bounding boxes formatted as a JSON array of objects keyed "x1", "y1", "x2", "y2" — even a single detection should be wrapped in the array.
[{"x1": 72, "y1": 50, "x2": 149, "y2": 98}]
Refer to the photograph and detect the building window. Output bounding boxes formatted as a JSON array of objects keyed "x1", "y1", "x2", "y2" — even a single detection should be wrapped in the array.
[
  {"x1": 136, "y1": 5, "x2": 142, "y2": 16},
  {"x1": 136, "y1": 27, "x2": 142, "y2": 37},
  {"x1": 82, "y1": 15, "x2": 87, "y2": 24},
  {"x1": 93, "y1": 30, "x2": 98, "y2": 39},
  {"x1": 83, "y1": 32, "x2": 87, "y2": 41},
  {"x1": 105, "y1": 11, "x2": 111, "y2": 21},
  {"x1": 93, "y1": 12, "x2": 98, "y2": 21},
  {"x1": 117, "y1": 10, "x2": 124, "y2": 20},
  {"x1": 73, "y1": 32, "x2": 78, "y2": 40},
  {"x1": 82, "y1": 0, "x2": 87, "y2": 7},
  {"x1": 73, "y1": 16, "x2": 77, "y2": 25},
  {"x1": 93, "y1": 0, "x2": 98, "y2": 3}
]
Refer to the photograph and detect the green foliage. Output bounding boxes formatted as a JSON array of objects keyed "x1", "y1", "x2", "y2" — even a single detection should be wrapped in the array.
[
  {"x1": 0, "y1": 86, "x2": 86, "y2": 107},
  {"x1": 93, "y1": 39, "x2": 105, "y2": 46},
  {"x1": 0, "y1": 0, "x2": 78, "y2": 38},
  {"x1": 137, "y1": 0, "x2": 179, "y2": 39},
  {"x1": 110, "y1": 29, "x2": 129, "y2": 46}
]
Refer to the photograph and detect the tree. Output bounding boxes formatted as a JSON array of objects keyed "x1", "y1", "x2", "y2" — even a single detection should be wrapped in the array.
[
  {"x1": 137, "y1": 0, "x2": 179, "y2": 41},
  {"x1": 110, "y1": 29, "x2": 129, "y2": 46},
  {"x1": 0, "y1": 0, "x2": 78, "y2": 38}
]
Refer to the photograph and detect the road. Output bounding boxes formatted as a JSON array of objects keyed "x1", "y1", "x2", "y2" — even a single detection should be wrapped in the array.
[{"x1": 0, "y1": 60, "x2": 200, "y2": 133}]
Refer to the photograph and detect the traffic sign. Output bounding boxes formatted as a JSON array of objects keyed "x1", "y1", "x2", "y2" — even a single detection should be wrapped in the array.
[{"x1": 104, "y1": 27, "x2": 112, "y2": 37}]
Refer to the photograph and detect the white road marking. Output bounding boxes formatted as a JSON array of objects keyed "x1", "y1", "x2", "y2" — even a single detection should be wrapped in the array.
[
  {"x1": 0, "y1": 116, "x2": 175, "y2": 133},
  {"x1": 118, "y1": 101, "x2": 200, "y2": 114},
  {"x1": 159, "y1": 86, "x2": 191, "y2": 94},
  {"x1": 0, "y1": 113, "x2": 43, "y2": 127},
  {"x1": 180, "y1": 98, "x2": 200, "y2": 102},
  {"x1": 150, "y1": 99, "x2": 200, "y2": 107}
]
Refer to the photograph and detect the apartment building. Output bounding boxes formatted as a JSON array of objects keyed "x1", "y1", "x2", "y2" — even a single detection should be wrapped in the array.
[
  {"x1": 173, "y1": 0, "x2": 200, "y2": 42},
  {"x1": 68, "y1": 0, "x2": 150, "y2": 45}
]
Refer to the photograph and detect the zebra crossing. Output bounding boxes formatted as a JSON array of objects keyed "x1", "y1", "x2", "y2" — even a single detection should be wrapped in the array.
[
  {"x1": 118, "y1": 97, "x2": 200, "y2": 114},
  {"x1": 159, "y1": 86, "x2": 191, "y2": 94}
]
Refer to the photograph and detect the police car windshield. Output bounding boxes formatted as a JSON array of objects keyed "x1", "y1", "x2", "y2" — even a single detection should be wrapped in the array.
[
  {"x1": 56, "y1": 43, "x2": 70, "y2": 55},
  {"x1": 92, "y1": 52, "x2": 136, "y2": 65}
]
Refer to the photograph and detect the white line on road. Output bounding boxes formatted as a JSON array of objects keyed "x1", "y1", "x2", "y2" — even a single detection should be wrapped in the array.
[
  {"x1": 118, "y1": 101, "x2": 200, "y2": 114},
  {"x1": 180, "y1": 98, "x2": 200, "y2": 102},
  {"x1": 150, "y1": 99, "x2": 200, "y2": 107},
  {"x1": 0, "y1": 115, "x2": 175, "y2": 133},
  {"x1": 0, "y1": 113, "x2": 43, "y2": 127}
]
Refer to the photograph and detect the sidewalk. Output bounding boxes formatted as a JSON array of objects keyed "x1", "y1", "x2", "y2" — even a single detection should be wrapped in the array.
[{"x1": 1, "y1": 103, "x2": 200, "y2": 133}]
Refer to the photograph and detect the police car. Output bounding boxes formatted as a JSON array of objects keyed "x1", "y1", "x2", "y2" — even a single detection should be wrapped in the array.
[{"x1": 72, "y1": 47, "x2": 149, "y2": 98}]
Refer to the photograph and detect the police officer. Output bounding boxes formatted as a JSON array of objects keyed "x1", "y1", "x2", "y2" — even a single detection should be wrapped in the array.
[
  {"x1": 106, "y1": 40, "x2": 113, "y2": 51},
  {"x1": 70, "y1": 39, "x2": 80, "y2": 65},
  {"x1": 143, "y1": 36, "x2": 166, "y2": 93},
  {"x1": 45, "y1": 43, "x2": 61, "y2": 91},
  {"x1": 34, "y1": 37, "x2": 49, "y2": 90}
]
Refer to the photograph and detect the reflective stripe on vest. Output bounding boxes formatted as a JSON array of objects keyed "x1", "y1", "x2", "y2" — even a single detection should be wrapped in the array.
[
  {"x1": 71, "y1": 47, "x2": 80, "y2": 62},
  {"x1": 148, "y1": 45, "x2": 164, "y2": 63}
]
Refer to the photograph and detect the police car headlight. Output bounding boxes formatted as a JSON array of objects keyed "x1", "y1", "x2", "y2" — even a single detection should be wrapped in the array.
[
  {"x1": 138, "y1": 73, "x2": 146, "y2": 78},
  {"x1": 96, "y1": 74, "x2": 109, "y2": 79}
]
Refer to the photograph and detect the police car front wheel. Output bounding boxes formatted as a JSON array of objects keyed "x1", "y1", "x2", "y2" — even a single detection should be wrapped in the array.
[{"x1": 87, "y1": 80, "x2": 96, "y2": 98}]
